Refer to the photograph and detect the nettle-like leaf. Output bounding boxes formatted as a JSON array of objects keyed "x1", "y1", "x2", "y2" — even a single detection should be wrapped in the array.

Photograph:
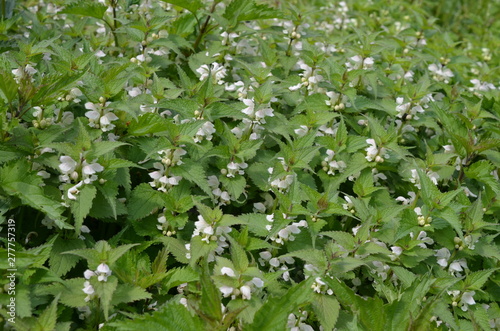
[
  {"x1": 127, "y1": 183, "x2": 164, "y2": 221},
  {"x1": 61, "y1": 0, "x2": 108, "y2": 19},
  {"x1": 70, "y1": 184, "x2": 96, "y2": 233},
  {"x1": 106, "y1": 299, "x2": 205, "y2": 330}
]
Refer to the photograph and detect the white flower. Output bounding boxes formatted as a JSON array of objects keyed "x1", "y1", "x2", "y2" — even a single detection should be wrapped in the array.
[
  {"x1": 82, "y1": 281, "x2": 95, "y2": 302},
  {"x1": 365, "y1": 139, "x2": 387, "y2": 162},
  {"x1": 96, "y1": 263, "x2": 112, "y2": 282},
  {"x1": 81, "y1": 160, "x2": 104, "y2": 184},
  {"x1": 196, "y1": 62, "x2": 227, "y2": 84},
  {"x1": 396, "y1": 191, "x2": 416, "y2": 205},
  {"x1": 469, "y1": 79, "x2": 495, "y2": 92},
  {"x1": 84, "y1": 270, "x2": 96, "y2": 279},
  {"x1": 411, "y1": 231, "x2": 434, "y2": 248},
  {"x1": 251, "y1": 277, "x2": 264, "y2": 288},
  {"x1": 84, "y1": 101, "x2": 118, "y2": 132},
  {"x1": 449, "y1": 259, "x2": 467, "y2": 277},
  {"x1": 390, "y1": 246, "x2": 403, "y2": 261},
  {"x1": 59, "y1": 156, "x2": 78, "y2": 177},
  {"x1": 428, "y1": 63, "x2": 454, "y2": 83},
  {"x1": 221, "y1": 267, "x2": 236, "y2": 277},
  {"x1": 219, "y1": 286, "x2": 233, "y2": 297},
  {"x1": 460, "y1": 291, "x2": 476, "y2": 311},
  {"x1": 194, "y1": 121, "x2": 216, "y2": 143},
  {"x1": 240, "y1": 285, "x2": 252, "y2": 300},
  {"x1": 435, "y1": 248, "x2": 450, "y2": 267},
  {"x1": 68, "y1": 181, "x2": 84, "y2": 200}
]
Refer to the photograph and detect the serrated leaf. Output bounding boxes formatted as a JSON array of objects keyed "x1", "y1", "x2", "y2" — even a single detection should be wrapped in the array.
[
  {"x1": 464, "y1": 268, "x2": 498, "y2": 290},
  {"x1": 171, "y1": 161, "x2": 212, "y2": 197},
  {"x1": 127, "y1": 183, "x2": 164, "y2": 220},
  {"x1": 61, "y1": 0, "x2": 108, "y2": 20},
  {"x1": 312, "y1": 294, "x2": 340, "y2": 330},
  {"x1": 111, "y1": 284, "x2": 152, "y2": 305},
  {"x1": 160, "y1": 0, "x2": 203, "y2": 13},
  {"x1": 49, "y1": 236, "x2": 86, "y2": 276},
  {"x1": 37, "y1": 295, "x2": 59, "y2": 331},
  {"x1": 248, "y1": 278, "x2": 313, "y2": 331},
  {"x1": 107, "y1": 299, "x2": 205, "y2": 330},
  {"x1": 163, "y1": 267, "x2": 199, "y2": 291},
  {"x1": 70, "y1": 184, "x2": 96, "y2": 233},
  {"x1": 128, "y1": 113, "x2": 169, "y2": 136}
]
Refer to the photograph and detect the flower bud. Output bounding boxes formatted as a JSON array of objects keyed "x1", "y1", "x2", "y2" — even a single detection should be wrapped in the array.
[
  {"x1": 99, "y1": 96, "x2": 106, "y2": 103},
  {"x1": 221, "y1": 169, "x2": 228, "y2": 175},
  {"x1": 71, "y1": 171, "x2": 79, "y2": 181}
]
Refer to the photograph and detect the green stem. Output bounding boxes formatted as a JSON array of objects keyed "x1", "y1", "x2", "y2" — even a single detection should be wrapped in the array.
[{"x1": 192, "y1": 2, "x2": 217, "y2": 52}]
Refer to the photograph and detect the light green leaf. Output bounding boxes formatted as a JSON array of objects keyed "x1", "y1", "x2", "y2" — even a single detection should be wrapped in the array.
[
  {"x1": 111, "y1": 284, "x2": 152, "y2": 305},
  {"x1": 70, "y1": 184, "x2": 97, "y2": 233},
  {"x1": 127, "y1": 183, "x2": 164, "y2": 220},
  {"x1": 312, "y1": 294, "x2": 340, "y2": 330}
]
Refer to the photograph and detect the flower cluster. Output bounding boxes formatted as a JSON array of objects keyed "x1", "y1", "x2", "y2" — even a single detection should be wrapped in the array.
[{"x1": 59, "y1": 154, "x2": 104, "y2": 200}]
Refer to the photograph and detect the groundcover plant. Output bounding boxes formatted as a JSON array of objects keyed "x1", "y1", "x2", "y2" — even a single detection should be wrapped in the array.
[{"x1": 0, "y1": 0, "x2": 500, "y2": 329}]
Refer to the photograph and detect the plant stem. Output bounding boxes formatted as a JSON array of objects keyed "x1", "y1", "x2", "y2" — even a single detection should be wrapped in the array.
[{"x1": 192, "y1": 2, "x2": 217, "y2": 52}]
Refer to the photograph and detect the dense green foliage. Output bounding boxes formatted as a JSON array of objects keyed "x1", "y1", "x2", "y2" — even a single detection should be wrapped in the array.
[{"x1": 0, "y1": 0, "x2": 499, "y2": 330}]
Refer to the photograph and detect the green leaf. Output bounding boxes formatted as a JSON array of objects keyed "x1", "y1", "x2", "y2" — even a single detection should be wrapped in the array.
[
  {"x1": 200, "y1": 262, "x2": 223, "y2": 322},
  {"x1": 227, "y1": 235, "x2": 249, "y2": 272},
  {"x1": 87, "y1": 141, "x2": 128, "y2": 159},
  {"x1": 248, "y1": 278, "x2": 313, "y2": 331},
  {"x1": 171, "y1": 161, "x2": 212, "y2": 197},
  {"x1": 312, "y1": 294, "x2": 340, "y2": 330},
  {"x1": 111, "y1": 284, "x2": 152, "y2": 305},
  {"x1": 160, "y1": 0, "x2": 203, "y2": 14},
  {"x1": 95, "y1": 277, "x2": 119, "y2": 320},
  {"x1": 128, "y1": 113, "x2": 169, "y2": 136},
  {"x1": 391, "y1": 266, "x2": 417, "y2": 288},
  {"x1": 107, "y1": 299, "x2": 205, "y2": 330},
  {"x1": 464, "y1": 269, "x2": 498, "y2": 290},
  {"x1": 61, "y1": 0, "x2": 108, "y2": 20},
  {"x1": 220, "y1": 175, "x2": 246, "y2": 200},
  {"x1": 127, "y1": 183, "x2": 164, "y2": 220},
  {"x1": 163, "y1": 267, "x2": 199, "y2": 291},
  {"x1": 49, "y1": 236, "x2": 86, "y2": 276},
  {"x1": 0, "y1": 69, "x2": 17, "y2": 102},
  {"x1": 70, "y1": 184, "x2": 97, "y2": 233},
  {"x1": 37, "y1": 295, "x2": 59, "y2": 331}
]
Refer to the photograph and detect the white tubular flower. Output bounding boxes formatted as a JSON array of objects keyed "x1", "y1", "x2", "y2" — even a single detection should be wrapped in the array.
[
  {"x1": 434, "y1": 247, "x2": 451, "y2": 268},
  {"x1": 251, "y1": 277, "x2": 264, "y2": 288},
  {"x1": 365, "y1": 139, "x2": 387, "y2": 163},
  {"x1": 449, "y1": 259, "x2": 467, "y2": 277},
  {"x1": 68, "y1": 181, "x2": 84, "y2": 200},
  {"x1": 96, "y1": 263, "x2": 112, "y2": 282},
  {"x1": 84, "y1": 269, "x2": 96, "y2": 279},
  {"x1": 81, "y1": 160, "x2": 104, "y2": 184},
  {"x1": 226, "y1": 161, "x2": 248, "y2": 178},
  {"x1": 82, "y1": 281, "x2": 95, "y2": 302},
  {"x1": 219, "y1": 286, "x2": 234, "y2": 297},
  {"x1": 390, "y1": 246, "x2": 403, "y2": 261},
  {"x1": 346, "y1": 55, "x2": 374, "y2": 71},
  {"x1": 84, "y1": 101, "x2": 118, "y2": 132},
  {"x1": 428, "y1": 63, "x2": 454, "y2": 83},
  {"x1": 221, "y1": 267, "x2": 236, "y2": 277},
  {"x1": 460, "y1": 291, "x2": 476, "y2": 311},
  {"x1": 240, "y1": 285, "x2": 252, "y2": 300},
  {"x1": 469, "y1": 79, "x2": 495, "y2": 92},
  {"x1": 196, "y1": 62, "x2": 227, "y2": 85},
  {"x1": 194, "y1": 121, "x2": 216, "y2": 143},
  {"x1": 322, "y1": 149, "x2": 347, "y2": 175},
  {"x1": 59, "y1": 156, "x2": 78, "y2": 182}
]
